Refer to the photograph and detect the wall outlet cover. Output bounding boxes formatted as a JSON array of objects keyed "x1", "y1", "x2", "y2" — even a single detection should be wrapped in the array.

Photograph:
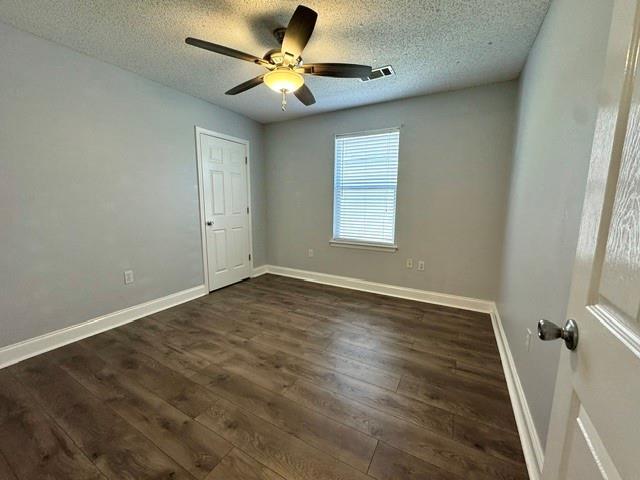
[
  {"x1": 308, "y1": 249, "x2": 314, "y2": 257},
  {"x1": 417, "y1": 260, "x2": 425, "y2": 271}
]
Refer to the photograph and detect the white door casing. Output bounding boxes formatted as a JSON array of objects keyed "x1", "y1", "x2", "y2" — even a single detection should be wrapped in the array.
[
  {"x1": 543, "y1": 0, "x2": 640, "y2": 478},
  {"x1": 196, "y1": 128, "x2": 252, "y2": 291}
]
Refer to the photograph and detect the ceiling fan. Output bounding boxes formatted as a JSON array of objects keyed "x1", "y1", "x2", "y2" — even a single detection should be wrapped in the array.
[{"x1": 185, "y1": 5, "x2": 372, "y2": 111}]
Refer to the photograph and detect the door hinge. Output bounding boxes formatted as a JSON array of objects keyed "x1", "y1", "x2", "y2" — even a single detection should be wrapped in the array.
[
  {"x1": 246, "y1": 206, "x2": 250, "y2": 214},
  {"x1": 245, "y1": 156, "x2": 247, "y2": 164},
  {"x1": 248, "y1": 253, "x2": 252, "y2": 261}
]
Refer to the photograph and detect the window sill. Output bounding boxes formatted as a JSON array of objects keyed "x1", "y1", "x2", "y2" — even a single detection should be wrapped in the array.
[{"x1": 329, "y1": 239, "x2": 398, "y2": 252}]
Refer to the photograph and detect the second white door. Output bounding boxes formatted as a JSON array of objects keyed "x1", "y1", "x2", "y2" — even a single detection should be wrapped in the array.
[{"x1": 199, "y1": 131, "x2": 251, "y2": 291}]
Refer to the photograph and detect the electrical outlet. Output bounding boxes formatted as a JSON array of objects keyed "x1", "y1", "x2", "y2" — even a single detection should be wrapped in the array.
[
  {"x1": 525, "y1": 328, "x2": 533, "y2": 351},
  {"x1": 417, "y1": 260, "x2": 425, "y2": 271},
  {"x1": 124, "y1": 270, "x2": 134, "y2": 285},
  {"x1": 308, "y1": 248, "x2": 314, "y2": 258},
  {"x1": 406, "y1": 258, "x2": 413, "y2": 269}
]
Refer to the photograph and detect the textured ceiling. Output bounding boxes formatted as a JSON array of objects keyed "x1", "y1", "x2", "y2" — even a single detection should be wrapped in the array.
[{"x1": 0, "y1": 0, "x2": 550, "y2": 123}]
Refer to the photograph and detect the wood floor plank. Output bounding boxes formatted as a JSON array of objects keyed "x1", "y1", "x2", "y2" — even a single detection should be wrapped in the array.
[
  {"x1": 413, "y1": 319, "x2": 497, "y2": 345},
  {"x1": 292, "y1": 306, "x2": 422, "y2": 345},
  {"x1": 205, "y1": 449, "x2": 285, "y2": 480},
  {"x1": 283, "y1": 379, "x2": 526, "y2": 480},
  {"x1": 397, "y1": 375, "x2": 517, "y2": 432},
  {"x1": 410, "y1": 335, "x2": 502, "y2": 368},
  {"x1": 0, "y1": 452, "x2": 18, "y2": 480},
  {"x1": 52, "y1": 343, "x2": 232, "y2": 479},
  {"x1": 326, "y1": 339, "x2": 455, "y2": 377},
  {"x1": 0, "y1": 370, "x2": 105, "y2": 480},
  {"x1": 367, "y1": 442, "x2": 459, "y2": 480},
  {"x1": 10, "y1": 357, "x2": 193, "y2": 480},
  {"x1": 252, "y1": 332, "x2": 401, "y2": 390},
  {"x1": 82, "y1": 332, "x2": 220, "y2": 418},
  {"x1": 112, "y1": 322, "x2": 212, "y2": 376},
  {"x1": 191, "y1": 363, "x2": 377, "y2": 472},
  {"x1": 166, "y1": 331, "x2": 300, "y2": 394},
  {"x1": 0, "y1": 274, "x2": 527, "y2": 480},
  {"x1": 196, "y1": 395, "x2": 373, "y2": 480},
  {"x1": 238, "y1": 340, "x2": 454, "y2": 434},
  {"x1": 455, "y1": 359, "x2": 509, "y2": 391},
  {"x1": 330, "y1": 328, "x2": 415, "y2": 352},
  {"x1": 453, "y1": 415, "x2": 526, "y2": 466}
]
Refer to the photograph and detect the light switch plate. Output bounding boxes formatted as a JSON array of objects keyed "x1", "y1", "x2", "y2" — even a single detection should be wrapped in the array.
[
  {"x1": 406, "y1": 258, "x2": 413, "y2": 269},
  {"x1": 124, "y1": 270, "x2": 134, "y2": 285}
]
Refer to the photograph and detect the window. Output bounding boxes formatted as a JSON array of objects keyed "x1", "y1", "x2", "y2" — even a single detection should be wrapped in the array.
[{"x1": 332, "y1": 128, "x2": 400, "y2": 250}]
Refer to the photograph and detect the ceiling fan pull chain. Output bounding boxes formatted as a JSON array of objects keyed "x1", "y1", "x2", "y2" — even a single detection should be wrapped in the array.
[{"x1": 281, "y1": 89, "x2": 287, "y2": 111}]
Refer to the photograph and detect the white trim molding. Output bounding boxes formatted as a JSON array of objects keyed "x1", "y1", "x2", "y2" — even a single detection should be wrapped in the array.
[
  {"x1": 251, "y1": 265, "x2": 269, "y2": 278},
  {"x1": 490, "y1": 304, "x2": 544, "y2": 480},
  {"x1": 257, "y1": 264, "x2": 493, "y2": 313},
  {"x1": 0, "y1": 285, "x2": 207, "y2": 369}
]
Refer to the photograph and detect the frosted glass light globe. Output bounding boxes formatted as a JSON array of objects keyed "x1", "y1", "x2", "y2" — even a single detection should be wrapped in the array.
[{"x1": 264, "y1": 68, "x2": 304, "y2": 93}]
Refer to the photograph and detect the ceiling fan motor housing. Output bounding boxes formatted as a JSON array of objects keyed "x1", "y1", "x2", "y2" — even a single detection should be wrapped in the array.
[{"x1": 273, "y1": 27, "x2": 287, "y2": 45}]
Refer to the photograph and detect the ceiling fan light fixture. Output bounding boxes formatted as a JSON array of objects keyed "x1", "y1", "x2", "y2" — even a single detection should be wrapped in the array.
[
  {"x1": 186, "y1": 4, "x2": 370, "y2": 110},
  {"x1": 264, "y1": 68, "x2": 304, "y2": 93}
]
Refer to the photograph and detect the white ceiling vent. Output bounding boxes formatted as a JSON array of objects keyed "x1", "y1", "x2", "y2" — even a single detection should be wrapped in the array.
[{"x1": 361, "y1": 65, "x2": 395, "y2": 82}]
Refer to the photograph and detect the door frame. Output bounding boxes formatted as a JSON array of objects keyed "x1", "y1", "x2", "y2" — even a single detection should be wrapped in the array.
[{"x1": 194, "y1": 126, "x2": 254, "y2": 292}]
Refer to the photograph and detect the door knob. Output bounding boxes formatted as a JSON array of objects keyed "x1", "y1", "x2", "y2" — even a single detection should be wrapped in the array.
[
  {"x1": 206, "y1": 221, "x2": 213, "y2": 226},
  {"x1": 537, "y1": 319, "x2": 579, "y2": 351}
]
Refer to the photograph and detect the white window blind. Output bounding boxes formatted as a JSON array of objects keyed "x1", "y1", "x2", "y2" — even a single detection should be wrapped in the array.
[{"x1": 333, "y1": 128, "x2": 400, "y2": 246}]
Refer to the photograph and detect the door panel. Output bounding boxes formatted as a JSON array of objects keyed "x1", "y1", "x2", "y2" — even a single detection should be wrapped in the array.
[
  {"x1": 230, "y1": 227, "x2": 246, "y2": 268},
  {"x1": 199, "y1": 132, "x2": 251, "y2": 290},
  {"x1": 543, "y1": 0, "x2": 640, "y2": 478},
  {"x1": 231, "y1": 173, "x2": 244, "y2": 214},
  {"x1": 563, "y1": 404, "x2": 621, "y2": 480},
  {"x1": 599, "y1": 112, "x2": 640, "y2": 320},
  {"x1": 212, "y1": 229, "x2": 227, "y2": 273},
  {"x1": 211, "y1": 170, "x2": 225, "y2": 216}
]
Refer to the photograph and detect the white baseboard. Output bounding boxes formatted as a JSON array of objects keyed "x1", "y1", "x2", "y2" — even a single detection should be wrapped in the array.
[
  {"x1": 258, "y1": 264, "x2": 494, "y2": 313},
  {"x1": 490, "y1": 304, "x2": 544, "y2": 480},
  {"x1": 0, "y1": 285, "x2": 207, "y2": 369},
  {"x1": 251, "y1": 265, "x2": 269, "y2": 278}
]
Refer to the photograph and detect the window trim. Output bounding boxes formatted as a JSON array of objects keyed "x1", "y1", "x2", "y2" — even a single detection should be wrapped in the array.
[{"x1": 331, "y1": 127, "x2": 400, "y2": 251}]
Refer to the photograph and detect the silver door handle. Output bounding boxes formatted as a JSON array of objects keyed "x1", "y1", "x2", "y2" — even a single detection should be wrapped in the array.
[
  {"x1": 538, "y1": 319, "x2": 579, "y2": 351},
  {"x1": 206, "y1": 221, "x2": 213, "y2": 226}
]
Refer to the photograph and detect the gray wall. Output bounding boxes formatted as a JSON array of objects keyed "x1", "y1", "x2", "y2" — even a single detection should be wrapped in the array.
[
  {"x1": 0, "y1": 22, "x2": 266, "y2": 348},
  {"x1": 497, "y1": 0, "x2": 613, "y2": 447},
  {"x1": 265, "y1": 83, "x2": 518, "y2": 301}
]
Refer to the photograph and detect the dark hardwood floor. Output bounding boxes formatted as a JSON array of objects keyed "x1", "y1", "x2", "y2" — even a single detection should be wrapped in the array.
[{"x1": 0, "y1": 274, "x2": 528, "y2": 480}]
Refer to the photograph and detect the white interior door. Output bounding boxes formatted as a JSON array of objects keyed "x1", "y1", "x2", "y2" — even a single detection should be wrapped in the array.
[
  {"x1": 542, "y1": 0, "x2": 640, "y2": 478},
  {"x1": 199, "y1": 131, "x2": 251, "y2": 291}
]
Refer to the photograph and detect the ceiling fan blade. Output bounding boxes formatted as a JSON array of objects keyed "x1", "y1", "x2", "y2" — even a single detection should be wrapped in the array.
[
  {"x1": 185, "y1": 37, "x2": 268, "y2": 66},
  {"x1": 302, "y1": 63, "x2": 372, "y2": 79},
  {"x1": 225, "y1": 75, "x2": 265, "y2": 95},
  {"x1": 294, "y1": 84, "x2": 316, "y2": 106},
  {"x1": 281, "y1": 5, "x2": 318, "y2": 59}
]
